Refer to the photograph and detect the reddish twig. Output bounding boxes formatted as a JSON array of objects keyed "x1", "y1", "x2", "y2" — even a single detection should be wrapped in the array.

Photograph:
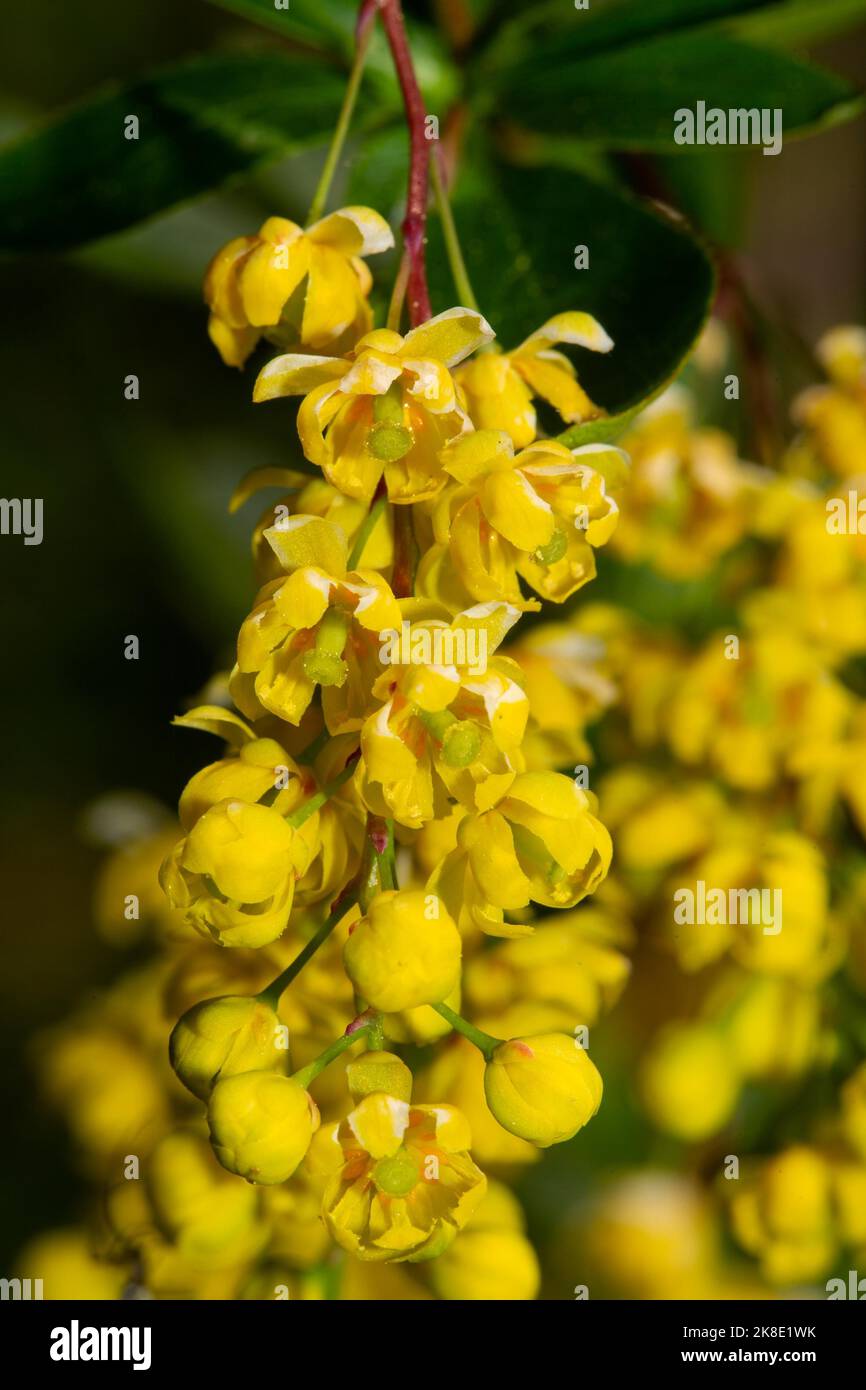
[
  {"x1": 376, "y1": 0, "x2": 432, "y2": 326},
  {"x1": 356, "y1": 0, "x2": 379, "y2": 44}
]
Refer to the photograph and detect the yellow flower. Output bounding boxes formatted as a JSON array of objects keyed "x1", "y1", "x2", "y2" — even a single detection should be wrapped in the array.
[
  {"x1": 728, "y1": 1146, "x2": 836, "y2": 1285},
  {"x1": 204, "y1": 207, "x2": 394, "y2": 367},
  {"x1": 613, "y1": 388, "x2": 761, "y2": 579},
  {"x1": 578, "y1": 1173, "x2": 720, "y2": 1300},
  {"x1": 383, "y1": 982, "x2": 462, "y2": 1045},
  {"x1": 169, "y1": 996, "x2": 286, "y2": 1100},
  {"x1": 431, "y1": 771, "x2": 612, "y2": 936},
  {"x1": 484, "y1": 1032, "x2": 602, "y2": 1146},
  {"x1": 641, "y1": 1023, "x2": 739, "y2": 1141},
  {"x1": 464, "y1": 908, "x2": 631, "y2": 1031},
  {"x1": 456, "y1": 312, "x2": 612, "y2": 447},
  {"x1": 173, "y1": 722, "x2": 311, "y2": 830},
  {"x1": 660, "y1": 828, "x2": 834, "y2": 982},
  {"x1": 253, "y1": 307, "x2": 494, "y2": 502},
  {"x1": 417, "y1": 431, "x2": 621, "y2": 610},
  {"x1": 260, "y1": 1162, "x2": 334, "y2": 1269},
  {"x1": 667, "y1": 628, "x2": 851, "y2": 793},
  {"x1": 232, "y1": 514, "x2": 401, "y2": 729},
  {"x1": 159, "y1": 799, "x2": 304, "y2": 948},
  {"x1": 711, "y1": 974, "x2": 820, "y2": 1082},
  {"x1": 39, "y1": 1027, "x2": 167, "y2": 1161},
  {"x1": 343, "y1": 889, "x2": 462, "y2": 1013},
  {"x1": 358, "y1": 601, "x2": 528, "y2": 827},
  {"x1": 792, "y1": 326, "x2": 866, "y2": 479},
  {"x1": 599, "y1": 766, "x2": 723, "y2": 874},
  {"x1": 322, "y1": 1092, "x2": 486, "y2": 1261},
  {"x1": 831, "y1": 1160, "x2": 866, "y2": 1247},
  {"x1": 145, "y1": 1131, "x2": 267, "y2": 1267},
  {"x1": 16, "y1": 1229, "x2": 127, "y2": 1301},
  {"x1": 230, "y1": 465, "x2": 394, "y2": 586},
  {"x1": 507, "y1": 612, "x2": 619, "y2": 771},
  {"x1": 429, "y1": 1180, "x2": 540, "y2": 1301},
  {"x1": 207, "y1": 1072, "x2": 320, "y2": 1184}
]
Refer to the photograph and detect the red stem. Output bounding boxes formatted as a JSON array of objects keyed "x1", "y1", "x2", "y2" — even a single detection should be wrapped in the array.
[
  {"x1": 376, "y1": 0, "x2": 432, "y2": 326},
  {"x1": 356, "y1": 0, "x2": 378, "y2": 44}
]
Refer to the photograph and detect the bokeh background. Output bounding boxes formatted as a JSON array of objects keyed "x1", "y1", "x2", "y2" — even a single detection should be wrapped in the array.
[{"x1": 2, "y1": 0, "x2": 866, "y2": 1290}]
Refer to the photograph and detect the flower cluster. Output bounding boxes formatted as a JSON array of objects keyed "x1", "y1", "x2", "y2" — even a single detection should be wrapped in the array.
[
  {"x1": 26, "y1": 311, "x2": 866, "y2": 1300},
  {"x1": 15, "y1": 180, "x2": 628, "y2": 1300},
  {"x1": 566, "y1": 326, "x2": 866, "y2": 1296}
]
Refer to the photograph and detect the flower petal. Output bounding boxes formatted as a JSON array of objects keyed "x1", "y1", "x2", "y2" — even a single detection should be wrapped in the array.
[
  {"x1": 401, "y1": 307, "x2": 495, "y2": 368},
  {"x1": 265, "y1": 514, "x2": 349, "y2": 577},
  {"x1": 253, "y1": 355, "x2": 348, "y2": 403},
  {"x1": 306, "y1": 206, "x2": 395, "y2": 257},
  {"x1": 172, "y1": 706, "x2": 256, "y2": 747},
  {"x1": 516, "y1": 311, "x2": 613, "y2": 358}
]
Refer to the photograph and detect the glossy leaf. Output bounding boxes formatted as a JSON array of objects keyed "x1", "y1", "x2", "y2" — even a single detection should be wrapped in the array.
[{"x1": 428, "y1": 160, "x2": 716, "y2": 443}]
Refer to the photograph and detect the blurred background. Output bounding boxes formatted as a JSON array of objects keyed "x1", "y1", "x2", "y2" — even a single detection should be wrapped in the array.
[{"x1": 1, "y1": 0, "x2": 865, "y2": 1287}]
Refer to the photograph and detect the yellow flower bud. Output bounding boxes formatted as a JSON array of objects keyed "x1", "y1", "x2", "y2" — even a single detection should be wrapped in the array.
[
  {"x1": 345, "y1": 1050, "x2": 413, "y2": 1103},
  {"x1": 207, "y1": 1072, "x2": 319, "y2": 1184},
  {"x1": 484, "y1": 1032, "x2": 603, "y2": 1147},
  {"x1": 184, "y1": 799, "x2": 295, "y2": 902},
  {"x1": 160, "y1": 798, "x2": 299, "y2": 948},
  {"x1": 343, "y1": 889, "x2": 462, "y2": 1013},
  {"x1": 169, "y1": 995, "x2": 286, "y2": 1100}
]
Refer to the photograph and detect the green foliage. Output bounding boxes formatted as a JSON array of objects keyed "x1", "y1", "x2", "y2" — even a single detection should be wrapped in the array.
[
  {"x1": 429, "y1": 160, "x2": 716, "y2": 438},
  {"x1": 0, "y1": 0, "x2": 862, "y2": 422},
  {"x1": 488, "y1": 31, "x2": 861, "y2": 148},
  {"x1": 0, "y1": 53, "x2": 353, "y2": 253}
]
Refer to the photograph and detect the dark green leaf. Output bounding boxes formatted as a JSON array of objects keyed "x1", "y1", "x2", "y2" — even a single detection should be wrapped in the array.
[
  {"x1": 203, "y1": 0, "x2": 460, "y2": 111},
  {"x1": 203, "y1": 0, "x2": 360, "y2": 51},
  {"x1": 654, "y1": 147, "x2": 754, "y2": 246},
  {"x1": 724, "y1": 0, "x2": 866, "y2": 47},
  {"x1": 427, "y1": 161, "x2": 716, "y2": 443},
  {"x1": 479, "y1": 0, "x2": 774, "y2": 74},
  {"x1": 490, "y1": 31, "x2": 862, "y2": 149},
  {"x1": 346, "y1": 124, "x2": 410, "y2": 223},
  {"x1": 0, "y1": 52, "x2": 356, "y2": 253}
]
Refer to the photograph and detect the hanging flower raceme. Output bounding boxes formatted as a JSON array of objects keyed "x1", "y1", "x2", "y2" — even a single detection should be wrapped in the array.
[
  {"x1": 253, "y1": 308, "x2": 494, "y2": 502},
  {"x1": 419, "y1": 430, "x2": 622, "y2": 611},
  {"x1": 455, "y1": 312, "x2": 613, "y2": 447},
  {"x1": 231, "y1": 514, "x2": 401, "y2": 730},
  {"x1": 204, "y1": 208, "x2": 394, "y2": 367},
  {"x1": 358, "y1": 600, "x2": 528, "y2": 827},
  {"x1": 322, "y1": 1090, "x2": 486, "y2": 1262}
]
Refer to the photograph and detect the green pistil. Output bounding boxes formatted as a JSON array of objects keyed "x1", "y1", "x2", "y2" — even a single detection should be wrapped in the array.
[
  {"x1": 441, "y1": 721, "x2": 482, "y2": 768},
  {"x1": 533, "y1": 527, "x2": 568, "y2": 566},
  {"x1": 367, "y1": 383, "x2": 413, "y2": 462},
  {"x1": 303, "y1": 608, "x2": 349, "y2": 687},
  {"x1": 372, "y1": 1148, "x2": 419, "y2": 1197},
  {"x1": 414, "y1": 708, "x2": 481, "y2": 768}
]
